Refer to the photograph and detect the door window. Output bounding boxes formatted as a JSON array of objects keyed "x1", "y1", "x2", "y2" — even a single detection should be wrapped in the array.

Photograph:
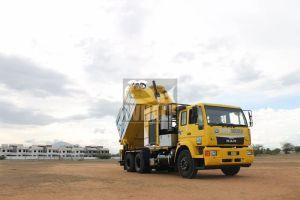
[
  {"x1": 189, "y1": 107, "x2": 197, "y2": 124},
  {"x1": 181, "y1": 111, "x2": 187, "y2": 126}
]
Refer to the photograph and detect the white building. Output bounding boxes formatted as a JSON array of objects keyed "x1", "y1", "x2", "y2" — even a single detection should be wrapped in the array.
[
  {"x1": 85, "y1": 146, "x2": 109, "y2": 157},
  {"x1": 0, "y1": 144, "x2": 110, "y2": 160}
]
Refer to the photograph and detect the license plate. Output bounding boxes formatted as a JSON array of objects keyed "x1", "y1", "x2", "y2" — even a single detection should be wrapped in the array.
[{"x1": 230, "y1": 151, "x2": 237, "y2": 156}]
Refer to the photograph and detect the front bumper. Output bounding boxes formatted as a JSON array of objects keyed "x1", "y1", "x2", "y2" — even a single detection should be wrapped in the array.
[{"x1": 203, "y1": 147, "x2": 254, "y2": 167}]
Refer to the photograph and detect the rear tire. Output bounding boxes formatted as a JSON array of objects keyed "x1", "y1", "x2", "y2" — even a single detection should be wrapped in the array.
[
  {"x1": 177, "y1": 150, "x2": 198, "y2": 179},
  {"x1": 135, "y1": 153, "x2": 142, "y2": 172},
  {"x1": 125, "y1": 153, "x2": 135, "y2": 172},
  {"x1": 221, "y1": 166, "x2": 240, "y2": 176},
  {"x1": 141, "y1": 149, "x2": 151, "y2": 173}
]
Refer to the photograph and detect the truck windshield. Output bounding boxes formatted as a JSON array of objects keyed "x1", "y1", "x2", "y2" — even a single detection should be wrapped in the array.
[{"x1": 205, "y1": 106, "x2": 247, "y2": 127}]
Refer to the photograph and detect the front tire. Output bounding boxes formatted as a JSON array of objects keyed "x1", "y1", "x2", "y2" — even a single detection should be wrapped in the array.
[
  {"x1": 177, "y1": 150, "x2": 198, "y2": 179},
  {"x1": 221, "y1": 166, "x2": 240, "y2": 176}
]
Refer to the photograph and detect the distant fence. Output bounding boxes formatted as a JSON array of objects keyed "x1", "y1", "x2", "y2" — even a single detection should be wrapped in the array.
[{"x1": 2, "y1": 156, "x2": 99, "y2": 160}]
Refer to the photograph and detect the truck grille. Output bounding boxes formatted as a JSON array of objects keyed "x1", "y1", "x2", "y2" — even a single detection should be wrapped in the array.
[
  {"x1": 228, "y1": 151, "x2": 240, "y2": 156},
  {"x1": 222, "y1": 158, "x2": 241, "y2": 163},
  {"x1": 217, "y1": 137, "x2": 244, "y2": 145}
]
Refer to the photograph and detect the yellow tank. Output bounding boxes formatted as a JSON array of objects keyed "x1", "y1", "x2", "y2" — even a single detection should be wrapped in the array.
[{"x1": 116, "y1": 83, "x2": 173, "y2": 149}]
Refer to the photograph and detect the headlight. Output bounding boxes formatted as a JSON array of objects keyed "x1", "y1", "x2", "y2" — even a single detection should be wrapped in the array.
[
  {"x1": 205, "y1": 150, "x2": 217, "y2": 156},
  {"x1": 211, "y1": 150, "x2": 217, "y2": 156},
  {"x1": 247, "y1": 150, "x2": 253, "y2": 155},
  {"x1": 196, "y1": 136, "x2": 202, "y2": 145}
]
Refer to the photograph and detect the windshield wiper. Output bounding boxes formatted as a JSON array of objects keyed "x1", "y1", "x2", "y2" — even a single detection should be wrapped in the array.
[
  {"x1": 224, "y1": 123, "x2": 236, "y2": 127},
  {"x1": 223, "y1": 123, "x2": 247, "y2": 127},
  {"x1": 210, "y1": 123, "x2": 227, "y2": 127},
  {"x1": 210, "y1": 123, "x2": 245, "y2": 127}
]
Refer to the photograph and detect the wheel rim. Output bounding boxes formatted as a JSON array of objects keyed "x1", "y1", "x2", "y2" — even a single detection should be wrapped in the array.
[
  {"x1": 136, "y1": 157, "x2": 141, "y2": 169},
  {"x1": 180, "y1": 157, "x2": 189, "y2": 171}
]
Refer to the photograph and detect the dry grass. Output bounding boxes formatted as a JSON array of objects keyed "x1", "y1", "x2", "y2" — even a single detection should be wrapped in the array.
[{"x1": 0, "y1": 155, "x2": 299, "y2": 200}]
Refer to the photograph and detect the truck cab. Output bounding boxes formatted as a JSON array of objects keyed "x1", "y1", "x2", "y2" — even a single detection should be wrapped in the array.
[{"x1": 176, "y1": 103, "x2": 254, "y2": 178}]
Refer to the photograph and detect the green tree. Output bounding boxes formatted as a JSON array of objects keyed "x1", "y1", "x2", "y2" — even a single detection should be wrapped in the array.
[
  {"x1": 281, "y1": 143, "x2": 295, "y2": 154},
  {"x1": 253, "y1": 144, "x2": 264, "y2": 155},
  {"x1": 96, "y1": 154, "x2": 111, "y2": 159},
  {"x1": 295, "y1": 146, "x2": 300, "y2": 153},
  {"x1": 265, "y1": 148, "x2": 271, "y2": 154},
  {"x1": 270, "y1": 148, "x2": 281, "y2": 155}
]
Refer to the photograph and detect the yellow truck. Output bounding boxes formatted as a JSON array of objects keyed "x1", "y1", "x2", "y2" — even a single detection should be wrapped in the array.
[{"x1": 116, "y1": 81, "x2": 254, "y2": 178}]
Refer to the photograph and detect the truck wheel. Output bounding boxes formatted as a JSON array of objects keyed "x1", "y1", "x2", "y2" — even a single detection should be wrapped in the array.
[
  {"x1": 177, "y1": 150, "x2": 198, "y2": 179},
  {"x1": 135, "y1": 153, "x2": 142, "y2": 172},
  {"x1": 125, "y1": 153, "x2": 135, "y2": 172},
  {"x1": 141, "y1": 149, "x2": 151, "y2": 173},
  {"x1": 221, "y1": 166, "x2": 240, "y2": 176}
]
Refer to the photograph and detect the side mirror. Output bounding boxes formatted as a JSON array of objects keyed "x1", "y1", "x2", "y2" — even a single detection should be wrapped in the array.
[
  {"x1": 243, "y1": 110, "x2": 253, "y2": 127},
  {"x1": 198, "y1": 123, "x2": 204, "y2": 130},
  {"x1": 197, "y1": 106, "x2": 204, "y2": 130},
  {"x1": 248, "y1": 111, "x2": 253, "y2": 127}
]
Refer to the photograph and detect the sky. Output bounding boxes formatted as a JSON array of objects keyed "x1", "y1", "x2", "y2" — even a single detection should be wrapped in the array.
[{"x1": 0, "y1": 0, "x2": 300, "y2": 153}]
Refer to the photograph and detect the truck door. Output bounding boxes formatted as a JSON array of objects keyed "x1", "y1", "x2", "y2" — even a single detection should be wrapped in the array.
[
  {"x1": 178, "y1": 109, "x2": 188, "y2": 138},
  {"x1": 179, "y1": 106, "x2": 204, "y2": 140},
  {"x1": 188, "y1": 106, "x2": 204, "y2": 138}
]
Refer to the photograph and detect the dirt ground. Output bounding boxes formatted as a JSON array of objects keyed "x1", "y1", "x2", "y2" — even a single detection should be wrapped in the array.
[{"x1": 0, "y1": 155, "x2": 299, "y2": 200}]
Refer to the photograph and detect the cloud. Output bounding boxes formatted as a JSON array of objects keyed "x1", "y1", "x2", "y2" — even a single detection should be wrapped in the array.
[
  {"x1": 88, "y1": 99, "x2": 121, "y2": 118},
  {"x1": 234, "y1": 58, "x2": 262, "y2": 82},
  {"x1": 0, "y1": 100, "x2": 56, "y2": 125},
  {"x1": 178, "y1": 76, "x2": 220, "y2": 103},
  {"x1": 252, "y1": 107, "x2": 300, "y2": 147},
  {"x1": 0, "y1": 54, "x2": 75, "y2": 97},
  {"x1": 93, "y1": 128, "x2": 106, "y2": 134},
  {"x1": 198, "y1": 37, "x2": 234, "y2": 52},
  {"x1": 0, "y1": 97, "x2": 121, "y2": 126},
  {"x1": 280, "y1": 70, "x2": 300, "y2": 86},
  {"x1": 63, "y1": 99, "x2": 122, "y2": 121},
  {"x1": 82, "y1": 39, "x2": 147, "y2": 82},
  {"x1": 172, "y1": 51, "x2": 195, "y2": 63},
  {"x1": 1, "y1": 0, "x2": 300, "y2": 151},
  {"x1": 114, "y1": 0, "x2": 150, "y2": 38},
  {"x1": 179, "y1": 84, "x2": 220, "y2": 103}
]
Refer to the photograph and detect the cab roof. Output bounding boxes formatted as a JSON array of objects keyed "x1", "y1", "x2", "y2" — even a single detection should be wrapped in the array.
[{"x1": 195, "y1": 102, "x2": 242, "y2": 109}]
